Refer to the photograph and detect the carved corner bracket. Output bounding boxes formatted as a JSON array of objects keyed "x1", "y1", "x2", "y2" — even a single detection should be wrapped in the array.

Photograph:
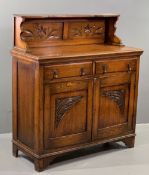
[
  {"x1": 102, "y1": 89, "x2": 125, "y2": 113},
  {"x1": 55, "y1": 96, "x2": 83, "y2": 128},
  {"x1": 107, "y1": 17, "x2": 124, "y2": 46},
  {"x1": 112, "y1": 19, "x2": 123, "y2": 46}
]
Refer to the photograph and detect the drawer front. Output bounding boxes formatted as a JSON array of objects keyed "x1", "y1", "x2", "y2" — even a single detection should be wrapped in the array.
[
  {"x1": 44, "y1": 62, "x2": 92, "y2": 80},
  {"x1": 95, "y1": 59, "x2": 137, "y2": 74}
]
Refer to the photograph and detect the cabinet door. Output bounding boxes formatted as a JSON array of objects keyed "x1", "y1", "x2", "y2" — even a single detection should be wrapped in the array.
[
  {"x1": 92, "y1": 72, "x2": 136, "y2": 140},
  {"x1": 44, "y1": 79, "x2": 92, "y2": 150}
]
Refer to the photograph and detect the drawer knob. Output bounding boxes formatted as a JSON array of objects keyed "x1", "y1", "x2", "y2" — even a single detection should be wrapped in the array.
[
  {"x1": 102, "y1": 64, "x2": 108, "y2": 73},
  {"x1": 80, "y1": 68, "x2": 86, "y2": 76},
  {"x1": 53, "y1": 70, "x2": 59, "y2": 78},
  {"x1": 128, "y1": 64, "x2": 132, "y2": 73}
]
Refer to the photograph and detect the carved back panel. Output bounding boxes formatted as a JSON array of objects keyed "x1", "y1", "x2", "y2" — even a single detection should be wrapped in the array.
[
  {"x1": 14, "y1": 14, "x2": 122, "y2": 51},
  {"x1": 68, "y1": 21, "x2": 105, "y2": 40},
  {"x1": 20, "y1": 21, "x2": 63, "y2": 41}
]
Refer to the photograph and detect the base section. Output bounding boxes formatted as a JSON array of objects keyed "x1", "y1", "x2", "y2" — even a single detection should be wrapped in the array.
[
  {"x1": 122, "y1": 136, "x2": 135, "y2": 148},
  {"x1": 34, "y1": 157, "x2": 54, "y2": 172},
  {"x1": 12, "y1": 134, "x2": 136, "y2": 172},
  {"x1": 13, "y1": 143, "x2": 18, "y2": 157}
]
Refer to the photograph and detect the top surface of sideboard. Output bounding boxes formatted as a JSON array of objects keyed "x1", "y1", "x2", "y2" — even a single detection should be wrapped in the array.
[
  {"x1": 12, "y1": 14, "x2": 143, "y2": 62},
  {"x1": 14, "y1": 13, "x2": 120, "y2": 18}
]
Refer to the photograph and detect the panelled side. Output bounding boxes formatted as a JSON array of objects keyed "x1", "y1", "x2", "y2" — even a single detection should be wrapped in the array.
[{"x1": 15, "y1": 58, "x2": 35, "y2": 149}]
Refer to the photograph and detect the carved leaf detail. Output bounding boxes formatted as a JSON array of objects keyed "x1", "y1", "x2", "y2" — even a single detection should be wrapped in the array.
[
  {"x1": 47, "y1": 29, "x2": 60, "y2": 39},
  {"x1": 70, "y1": 23, "x2": 104, "y2": 38},
  {"x1": 84, "y1": 24, "x2": 93, "y2": 34},
  {"x1": 55, "y1": 96, "x2": 83, "y2": 127},
  {"x1": 71, "y1": 28, "x2": 82, "y2": 37},
  {"x1": 84, "y1": 24, "x2": 103, "y2": 35},
  {"x1": 93, "y1": 26, "x2": 104, "y2": 34},
  {"x1": 20, "y1": 30, "x2": 34, "y2": 40},
  {"x1": 20, "y1": 23, "x2": 61, "y2": 41},
  {"x1": 102, "y1": 90, "x2": 125, "y2": 113}
]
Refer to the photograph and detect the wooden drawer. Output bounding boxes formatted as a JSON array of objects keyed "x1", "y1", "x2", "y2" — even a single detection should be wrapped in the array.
[
  {"x1": 95, "y1": 59, "x2": 137, "y2": 74},
  {"x1": 44, "y1": 62, "x2": 92, "y2": 80}
]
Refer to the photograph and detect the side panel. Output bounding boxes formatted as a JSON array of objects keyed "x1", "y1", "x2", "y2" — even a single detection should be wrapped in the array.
[{"x1": 17, "y1": 60, "x2": 35, "y2": 148}]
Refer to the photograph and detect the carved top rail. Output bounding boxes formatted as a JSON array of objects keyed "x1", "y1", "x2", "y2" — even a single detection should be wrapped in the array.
[{"x1": 13, "y1": 14, "x2": 122, "y2": 52}]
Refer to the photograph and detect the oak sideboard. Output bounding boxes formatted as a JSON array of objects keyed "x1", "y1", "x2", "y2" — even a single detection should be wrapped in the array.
[{"x1": 11, "y1": 14, "x2": 143, "y2": 171}]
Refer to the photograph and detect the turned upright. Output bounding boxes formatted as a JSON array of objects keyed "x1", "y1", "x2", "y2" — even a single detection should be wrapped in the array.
[{"x1": 11, "y1": 14, "x2": 143, "y2": 171}]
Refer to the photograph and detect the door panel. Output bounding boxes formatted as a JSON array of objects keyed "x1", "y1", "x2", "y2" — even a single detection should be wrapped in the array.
[
  {"x1": 44, "y1": 79, "x2": 92, "y2": 150},
  {"x1": 93, "y1": 72, "x2": 136, "y2": 140},
  {"x1": 99, "y1": 85, "x2": 129, "y2": 129}
]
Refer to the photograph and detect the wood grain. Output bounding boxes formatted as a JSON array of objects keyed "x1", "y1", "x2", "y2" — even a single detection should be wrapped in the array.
[{"x1": 17, "y1": 60, "x2": 35, "y2": 148}]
